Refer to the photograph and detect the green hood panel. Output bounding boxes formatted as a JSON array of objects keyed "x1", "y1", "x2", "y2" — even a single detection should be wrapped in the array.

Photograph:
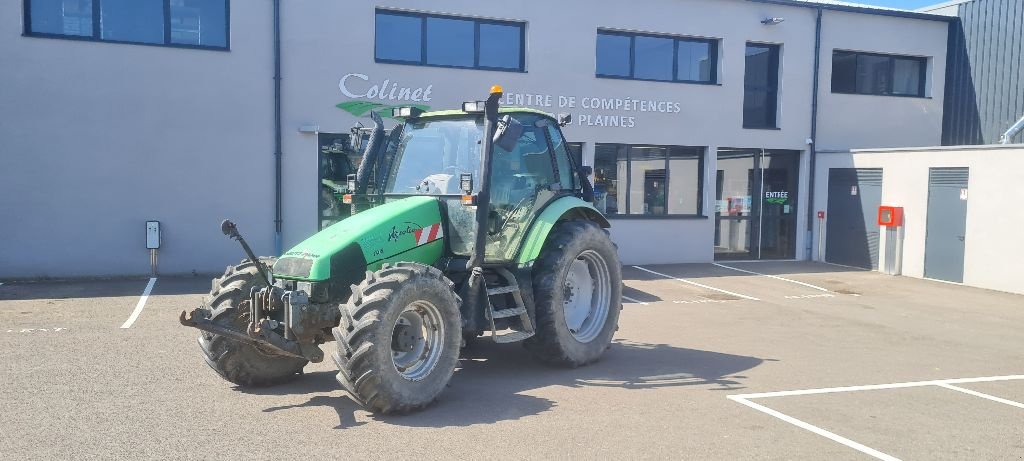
[{"x1": 273, "y1": 196, "x2": 445, "y2": 281}]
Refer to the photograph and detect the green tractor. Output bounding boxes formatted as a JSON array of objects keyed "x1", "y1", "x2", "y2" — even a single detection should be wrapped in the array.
[{"x1": 181, "y1": 86, "x2": 622, "y2": 414}]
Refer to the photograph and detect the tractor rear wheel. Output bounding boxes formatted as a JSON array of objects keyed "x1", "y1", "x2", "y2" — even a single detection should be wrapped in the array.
[
  {"x1": 197, "y1": 258, "x2": 308, "y2": 386},
  {"x1": 525, "y1": 220, "x2": 622, "y2": 367},
  {"x1": 332, "y1": 263, "x2": 462, "y2": 414}
]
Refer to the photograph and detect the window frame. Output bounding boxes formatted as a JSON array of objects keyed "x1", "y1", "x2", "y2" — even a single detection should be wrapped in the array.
[
  {"x1": 374, "y1": 8, "x2": 526, "y2": 73},
  {"x1": 595, "y1": 29, "x2": 719, "y2": 85},
  {"x1": 831, "y1": 50, "x2": 928, "y2": 98},
  {"x1": 22, "y1": 0, "x2": 230, "y2": 51},
  {"x1": 594, "y1": 143, "x2": 706, "y2": 219}
]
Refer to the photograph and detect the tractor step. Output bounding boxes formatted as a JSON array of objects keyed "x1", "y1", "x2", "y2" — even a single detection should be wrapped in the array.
[
  {"x1": 493, "y1": 330, "x2": 535, "y2": 344},
  {"x1": 484, "y1": 268, "x2": 536, "y2": 344},
  {"x1": 490, "y1": 306, "x2": 526, "y2": 319},
  {"x1": 486, "y1": 285, "x2": 519, "y2": 295}
]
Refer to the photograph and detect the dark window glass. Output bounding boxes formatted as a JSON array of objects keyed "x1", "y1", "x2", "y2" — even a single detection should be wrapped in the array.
[
  {"x1": 478, "y1": 23, "x2": 521, "y2": 69},
  {"x1": 426, "y1": 17, "x2": 474, "y2": 67},
  {"x1": 26, "y1": 0, "x2": 229, "y2": 49},
  {"x1": 546, "y1": 126, "x2": 576, "y2": 190},
  {"x1": 29, "y1": 0, "x2": 93, "y2": 37},
  {"x1": 375, "y1": 13, "x2": 422, "y2": 63},
  {"x1": 374, "y1": 10, "x2": 524, "y2": 72},
  {"x1": 597, "y1": 30, "x2": 717, "y2": 84},
  {"x1": 634, "y1": 36, "x2": 674, "y2": 81},
  {"x1": 831, "y1": 51, "x2": 857, "y2": 93},
  {"x1": 677, "y1": 40, "x2": 713, "y2": 82},
  {"x1": 594, "y1": 144, "x2": 626, "y2": 215},
  {"x1": 100, "y1": 0, "x2": 164, "y2": 44},
  {"x1": 856, "y1": 54, "x2": 890, "y2": 95},
  {"x1": 743, "y1": 43, "x2": 780, "y2": 129},
  {"x1": 596, "y1": 33, "x2": 631, "y2": 77},
  {"x1": 831, "y1": 50, "x2": 927, "y2": 97},
  {"x1": 892, "y1": 57, "x2": 923, "y2": 95},
  {"x1": 594, "y1": 143, "x2": 705, "y2": 217},
  {"x1": 170, "y1": 0, "x2": 227, "y2": 47}
]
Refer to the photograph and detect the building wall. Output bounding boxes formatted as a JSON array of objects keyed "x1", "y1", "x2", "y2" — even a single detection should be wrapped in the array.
[
  {"x1": 940, "y1": 0, "x2": 1024, "y2": 145},
  {"x1": 813, "y1": 145, "x2": 1024, "y2": 295},
  {"x1": 816, "y1": 10, "x2": 949, "y2": 150},
  {"x1": 0, "y1": 1, "x2": 275, "y2": 278},
  {"x1": 0, "y1": 0, "x2": 951, "y2": 277}
]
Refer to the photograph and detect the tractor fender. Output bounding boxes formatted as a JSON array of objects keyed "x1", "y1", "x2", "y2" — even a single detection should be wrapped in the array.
[{"x1": 516, "y1": 196, "x2": 610, "y2": 265}]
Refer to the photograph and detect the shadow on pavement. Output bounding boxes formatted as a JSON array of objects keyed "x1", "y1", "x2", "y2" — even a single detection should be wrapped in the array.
[{"x1": 256, "y1": 339, "x2": 766, "y2": 429}]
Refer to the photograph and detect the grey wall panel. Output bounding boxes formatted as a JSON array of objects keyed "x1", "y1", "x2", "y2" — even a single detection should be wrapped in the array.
[{"x1": 943, "y1": 0, "x2": 1024, "y2": 145}]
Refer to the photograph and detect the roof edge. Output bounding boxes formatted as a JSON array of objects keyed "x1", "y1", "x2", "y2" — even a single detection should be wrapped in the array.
[{"x1": 746, "y1": 0, "x2": 956, "y2": 21}]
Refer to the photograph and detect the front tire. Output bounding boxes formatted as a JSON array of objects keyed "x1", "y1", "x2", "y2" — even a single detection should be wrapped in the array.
[
  {"x1": 525, "y1": 220, "x2": 622, "y2": 367},
  {"x1": 332, "y1": 263, "x2": 462, "y2": 414},
  {"x1": 197, "y1": 258, "x2": 308, "y2": 387}
]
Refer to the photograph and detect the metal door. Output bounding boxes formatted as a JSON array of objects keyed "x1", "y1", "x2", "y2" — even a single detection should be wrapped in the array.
[
  {"x1": 924, "y1": 168, "x2": 969, "y2": 283},
  {"x1": 825, "y1": 168, "x2": 883, "y2": 269}
]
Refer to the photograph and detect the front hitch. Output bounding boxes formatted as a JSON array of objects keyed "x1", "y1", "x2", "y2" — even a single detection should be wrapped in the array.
[{"x1": 179, "y1": 307, "x2": 324, "y2": 363}]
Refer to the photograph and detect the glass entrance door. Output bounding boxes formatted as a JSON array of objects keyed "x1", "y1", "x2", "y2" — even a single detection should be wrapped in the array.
[{"x1": 715, "y1": 149, "x2": 800, "y2": 260}]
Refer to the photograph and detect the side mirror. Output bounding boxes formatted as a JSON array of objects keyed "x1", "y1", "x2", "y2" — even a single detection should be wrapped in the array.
[
  {"x1": 558, "y1": 113, "x2": 572, "y2": 127},
  {"x1": 493, "y1": 115, "x2": 523, "y2": 152}
]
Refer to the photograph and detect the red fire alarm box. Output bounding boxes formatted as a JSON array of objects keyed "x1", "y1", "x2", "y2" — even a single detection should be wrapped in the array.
[{"x1": 878, "y1": 206, "x2": 904, "y2": 227}]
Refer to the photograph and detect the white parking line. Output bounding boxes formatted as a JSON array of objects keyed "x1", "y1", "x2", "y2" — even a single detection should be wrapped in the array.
[
  {"x1": 631, "y1": 266, "x2": 760, "y2": 301},
  {"x1": 120, "y1": 277, "x2": 157, "y2": 329},
  {"x1": 936, "y1": 383, "x2": 1024, "y2": 409},
  {"x1": 730, "y1": 374, "x2": 1024, "y2": 399},
  {"x1": 729, "y1": 396, "x2": 901, "y2": 461},
  {"x1": 712, "y1": 263, "x2": 831, "y2": 293},
  {"x1": 729, "y1": 374, "x2": 1024, "y2": 461},
  {"x1": 621, "y1": 295, "x2": 649, "y2": 305}
]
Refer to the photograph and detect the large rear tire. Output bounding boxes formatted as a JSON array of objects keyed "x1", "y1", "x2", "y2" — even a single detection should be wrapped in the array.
[
  {"x1": 332, "y1": 263, "x2": 461, "y2": 414},
  {"x1": 197, "y1": 258, "x2": 308, "y2": 387},
  {"x1": 525, "y1": 220, "x2": 622, "y2": 367}
]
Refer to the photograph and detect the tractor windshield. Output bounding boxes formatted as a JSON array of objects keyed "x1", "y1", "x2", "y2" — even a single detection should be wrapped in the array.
[{"x1": 383, "y1": 117, "x2": 483, "y2": 195}]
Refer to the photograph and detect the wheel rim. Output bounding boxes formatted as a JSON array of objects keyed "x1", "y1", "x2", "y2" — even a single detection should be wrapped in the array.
[
  {"x1": 390, "y1": 300, "x2": 445, "y2": 381},
  {"x1": 562, "y1": 249, "x2": 612, "y2": 343}
]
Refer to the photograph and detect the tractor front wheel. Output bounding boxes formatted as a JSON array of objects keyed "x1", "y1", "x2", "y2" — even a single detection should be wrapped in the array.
[
  {"x1": 197, "y1": 258, "x2": 308, "y2": 386},
  {"x1": 525, "y1": 220, "x2": 622, "y2": 367},
  {"x1": 332, "y1": 263, "x2": 462, "y2": 414}
]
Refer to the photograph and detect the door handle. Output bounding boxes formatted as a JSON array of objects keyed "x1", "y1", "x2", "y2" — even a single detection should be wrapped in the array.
[{"x1": 957, "y1": 236, "x2": 965, "y2": 242}]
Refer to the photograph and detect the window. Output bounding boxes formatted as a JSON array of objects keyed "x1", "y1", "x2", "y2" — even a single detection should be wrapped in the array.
[
  {"x1": 24, "y1": 0, "x2": 229, "y2": 49},
  {"x1": 831, "y1": 50, "x2": 927, "y2": 97},
  {"x1": 743, "y1": 43, "x2": 780, "y2": 129},
  {"x1": 593, "y1": 143, "x2": 705, "y2": 217},
  {"x1": 374, "y1": 9, "x2": 525, "y2": 72},
  {"x1": 545, "y1": 126, "x2": 576, "y2": 191},
  {"x1": 596, "y1": 30, "x2": 718, "y2": 84}
]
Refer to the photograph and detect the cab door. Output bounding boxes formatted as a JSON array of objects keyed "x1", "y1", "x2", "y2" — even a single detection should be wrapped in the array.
[{"x1": 484, "y1": 114, "x2": 564, "y2": 262}]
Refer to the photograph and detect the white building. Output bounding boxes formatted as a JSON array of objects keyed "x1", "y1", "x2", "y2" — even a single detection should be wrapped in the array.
[{"x1": 0, "y1": 0, "x2": 952, "y2": 278}]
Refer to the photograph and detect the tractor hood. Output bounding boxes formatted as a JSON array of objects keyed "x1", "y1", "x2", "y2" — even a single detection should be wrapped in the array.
[{"x1": 273, "y1": 196, "x2": 446, "y2": 281}]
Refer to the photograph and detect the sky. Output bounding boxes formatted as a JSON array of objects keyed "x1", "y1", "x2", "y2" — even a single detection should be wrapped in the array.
[{"x1": 854, "y1": 0, "x2": 941, "y2": 9}]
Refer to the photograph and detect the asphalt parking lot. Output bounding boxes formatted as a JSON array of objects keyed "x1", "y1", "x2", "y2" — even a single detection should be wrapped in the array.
[{"x1": 1, "y1": 261, "x2": 1022, "y2": 460}]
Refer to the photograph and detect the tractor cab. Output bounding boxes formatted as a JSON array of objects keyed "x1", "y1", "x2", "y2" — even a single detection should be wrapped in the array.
[{"x1": 373, "y1": 107, "x2": 584, "y2": 263}]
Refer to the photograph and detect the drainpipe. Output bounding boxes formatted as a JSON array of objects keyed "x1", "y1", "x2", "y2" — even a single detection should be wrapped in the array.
[
  {"x1": 1000, "y1": 114, "x2": 1024, "y2": 144},
  {"x1": 273, "y1": 0, "x2": 283, "y2": 256},
  {"x1": 806, "y1": 7, "x2": 823, "y2": 260}
]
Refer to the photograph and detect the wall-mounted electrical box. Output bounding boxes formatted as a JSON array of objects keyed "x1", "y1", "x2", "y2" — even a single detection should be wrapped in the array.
[{"x1": 146, "y1": 221, "x2": 161, "y2": 249}]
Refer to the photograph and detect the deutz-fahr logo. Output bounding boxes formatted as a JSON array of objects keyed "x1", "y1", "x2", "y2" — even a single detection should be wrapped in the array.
[{"x1": 387, "y1": 222, "x2": 422, "y2": 242}]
